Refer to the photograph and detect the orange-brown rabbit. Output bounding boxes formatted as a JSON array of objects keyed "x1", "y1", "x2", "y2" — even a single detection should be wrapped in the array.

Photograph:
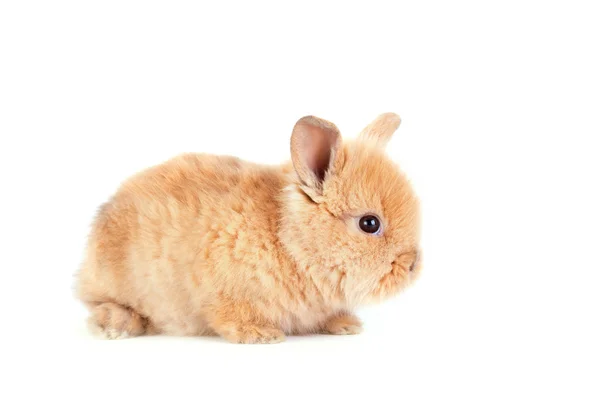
[{"x1": 75, "y1": 113, "x2": 422, "y2": 343}]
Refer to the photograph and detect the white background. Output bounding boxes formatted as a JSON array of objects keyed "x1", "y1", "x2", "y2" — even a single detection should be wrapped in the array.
[{"x1": 1, "y1": 1, "x2": 598, "y2": 399}]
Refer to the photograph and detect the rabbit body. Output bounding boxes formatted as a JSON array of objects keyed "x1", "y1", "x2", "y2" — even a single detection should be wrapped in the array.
[{"x1": 76, "y1": 113, "x2": 421, "y2": 343}]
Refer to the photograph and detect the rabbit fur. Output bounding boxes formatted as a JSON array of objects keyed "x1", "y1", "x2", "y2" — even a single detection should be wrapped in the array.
[{"x1": 75, "y1": 113, "x2": 422, "y2": 344}]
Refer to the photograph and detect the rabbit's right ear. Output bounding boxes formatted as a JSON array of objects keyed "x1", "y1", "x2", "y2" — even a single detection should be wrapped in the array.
[
  {"x1": 358, "y1": 112, "x2": 401, "y2": 148},
  {"x1": 291, "y1": 116, "x2": 342, "y2": 197}
]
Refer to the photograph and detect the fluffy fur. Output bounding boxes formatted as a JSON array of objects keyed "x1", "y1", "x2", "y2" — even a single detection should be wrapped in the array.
[{"x1": 75, "y1": 113, "x2": 422, "y2": 344}]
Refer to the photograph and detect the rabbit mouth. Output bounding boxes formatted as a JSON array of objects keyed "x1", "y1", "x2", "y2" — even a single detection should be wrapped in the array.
[
  {"x1": 378, "y1": 261, "x2": 409, "y2": 286},
  {"x1": 377, "y1": 252, "x2": 420, "y2": 287},
  {"x1": 391, "y1": 261, "x2": 410, "y2": 277}
]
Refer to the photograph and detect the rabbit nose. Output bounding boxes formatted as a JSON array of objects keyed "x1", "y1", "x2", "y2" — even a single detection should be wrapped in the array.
[
  {"x1": 393, "y1": 250, "x2": 420, "y2": 272},
  {"x1": 410, "y1": 250, "x2": 421, "y2": 272}
]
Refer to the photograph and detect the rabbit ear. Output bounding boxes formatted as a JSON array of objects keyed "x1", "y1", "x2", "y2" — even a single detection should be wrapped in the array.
[
  {"x1": 358, "y1": 112, "x2": 401, "y2": 148},
  {"x1": 291, "y1": 115, "x2": 342, "y2": 194}
]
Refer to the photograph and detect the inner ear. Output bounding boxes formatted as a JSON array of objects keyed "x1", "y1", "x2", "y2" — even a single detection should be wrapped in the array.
[
  {"x1": 301, "y1": 124, "x2": 337, "y2": 181},
  {"x1": 291, "y1": 116, "x2": 341, "y2": 191}
]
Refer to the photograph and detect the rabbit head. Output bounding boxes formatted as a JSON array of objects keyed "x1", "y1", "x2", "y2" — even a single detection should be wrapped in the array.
[{"x1": 279, "y1": 113, "x2": 421, "y2": 307}]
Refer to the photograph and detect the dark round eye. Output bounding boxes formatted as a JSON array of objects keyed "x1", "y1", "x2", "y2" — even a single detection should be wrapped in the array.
[{"x1": 359, "y1": 215, "x2": 381, "y2": 234}]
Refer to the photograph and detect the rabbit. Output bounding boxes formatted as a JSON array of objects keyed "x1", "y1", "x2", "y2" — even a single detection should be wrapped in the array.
[{"x1": 75, "y1": 112, "x2": 422, "y2": 344}]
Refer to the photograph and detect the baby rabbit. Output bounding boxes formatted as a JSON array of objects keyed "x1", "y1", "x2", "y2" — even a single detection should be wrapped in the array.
[{"x1": 75, "y1": 113, "x2": 421, "y2": 343}]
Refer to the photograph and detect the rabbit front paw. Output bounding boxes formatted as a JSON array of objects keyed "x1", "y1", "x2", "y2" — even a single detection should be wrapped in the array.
[{"x1": 323, "y1": 313, "x2": 363, "y2": 335}]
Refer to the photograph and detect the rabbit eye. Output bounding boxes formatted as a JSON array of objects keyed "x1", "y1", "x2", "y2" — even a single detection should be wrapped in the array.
[{"x1": 359, "y1": 215, "x2": 381, "y2": 235}]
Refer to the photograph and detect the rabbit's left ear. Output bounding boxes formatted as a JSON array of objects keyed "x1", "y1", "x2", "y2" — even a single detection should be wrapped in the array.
[
  {"x1": 290, "y1": 115, "x2": 342, "y2": 195},
  {"x1": 358, "y1": 112, "x2": 401, "y2": 148}
]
